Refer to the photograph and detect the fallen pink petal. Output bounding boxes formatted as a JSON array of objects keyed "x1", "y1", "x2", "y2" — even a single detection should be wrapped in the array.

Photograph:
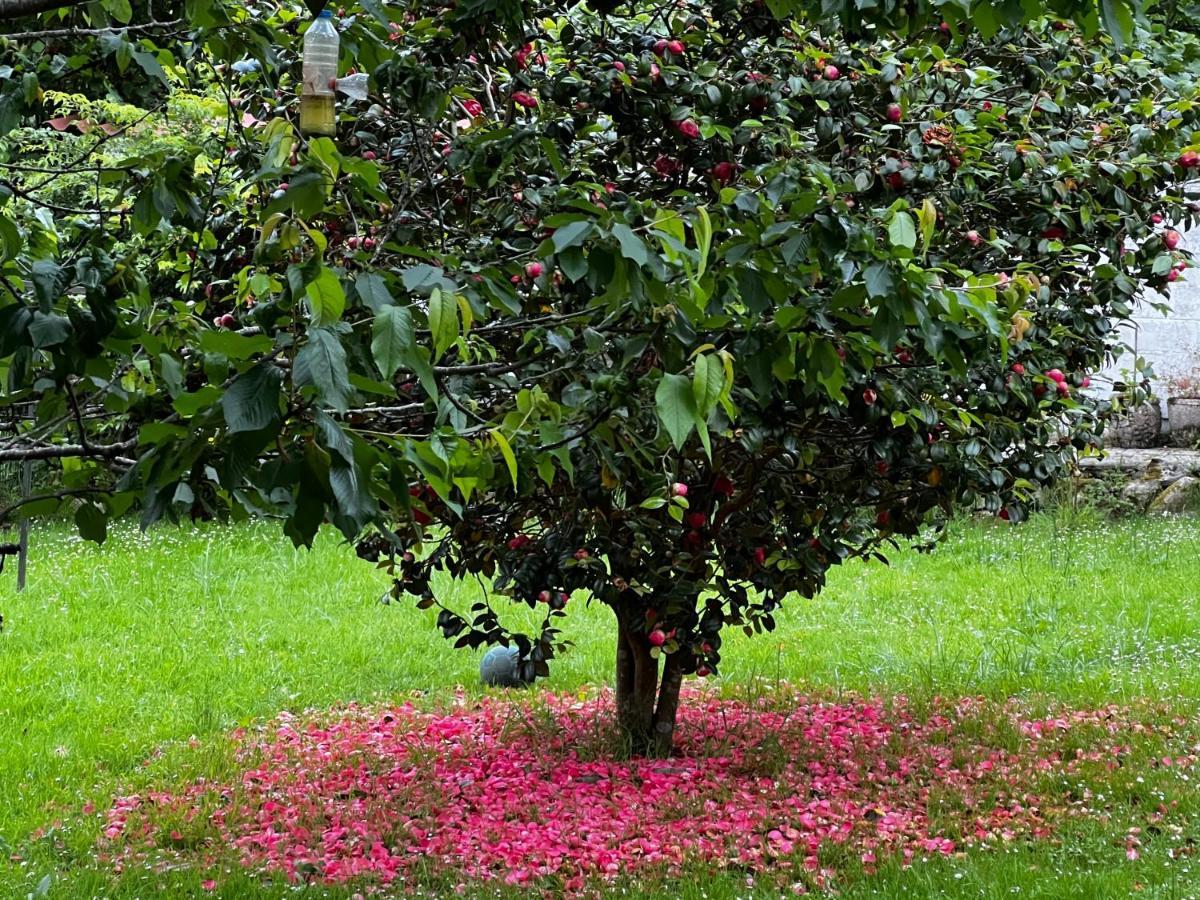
[{"x1": 97, "y1": 689, "x2": 1197, "y2": 894}]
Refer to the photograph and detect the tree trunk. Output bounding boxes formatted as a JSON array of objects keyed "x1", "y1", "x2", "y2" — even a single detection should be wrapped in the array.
[
  {"x1": 613, "y1": 605, "x2": 683, "y2": 757},
  {"x1": 615, "y1": 620, "x2": 658, "y2": 754},
  {"x1": 651, "y1": 651, "x2": 684, "y2": 757}
]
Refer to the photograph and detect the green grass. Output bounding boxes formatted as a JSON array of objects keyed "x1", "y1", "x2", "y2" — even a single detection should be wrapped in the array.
[{"x1": 3, "y1": 510, "x2": 1200, "y2": 897}]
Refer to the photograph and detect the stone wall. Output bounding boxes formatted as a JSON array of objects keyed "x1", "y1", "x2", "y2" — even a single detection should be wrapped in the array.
[{"x1": 1102, "y1": 226, "x2": 1200, "y2": 432}]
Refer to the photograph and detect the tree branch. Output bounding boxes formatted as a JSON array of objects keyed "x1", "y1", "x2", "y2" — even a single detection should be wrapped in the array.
[
  {"x1": 2, "y1": 17, "x2": 182, "y2": 38},
  {"x1": 0, "y1": 0, "x2": 86, "y2": 19},
  {"x1": 0, "y1": 440, "x2": 136, "y2": 462}
]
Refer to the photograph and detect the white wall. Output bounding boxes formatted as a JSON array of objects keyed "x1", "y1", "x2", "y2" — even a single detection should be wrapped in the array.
[{"x1": 1103, "y1": 227, "x2": 1200, "y2": 428}]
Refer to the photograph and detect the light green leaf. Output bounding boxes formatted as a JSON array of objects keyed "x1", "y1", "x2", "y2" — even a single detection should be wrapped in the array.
[
  {"x1": 917, "y1": 199, "x2": 937, "y2": 255},
  {"x1": 552, "y1": 220, "x2": 594, "y2": 253},
  {"x1": 221, "y1": 362, "x2": 283, "y2": 433},
  {"x1": 1100, "y1": 0, "x2": 1134, "y2": 45},
  {"x1": 491, "y1": 429, "x2": 518, "y2": 488},
  {"x1": 655, "y1": 372, "x2": 698, "y2": 450},
  {"x1": 692, "y1": 354, "x2": 724, "y2": 417},
  {"x1": 864, "y1": 262, "x2": 893, "y2": 299},
  {"x1": 295, "y1": 328, "x2": 351, "y2": 411},
  {"x1": 611, "y1": 224, "x2": 649, "y2": 267},
  {"x1": 356, "y1": 273, "x2": 394, "y2": 312},
  {"x1": 695, "y1": 206, "x2": 712, "y2": 278},
  {"x1": 305, "y1": 267, "x2": 346, "y2": 325},
  {"x1": 198, "y1": 330, "x2": 273, "y2": 360},
  {"x1": 888, "y1": 211, "x2": 917, "y2": 250},
  {"x1": 428, "y1": 287, "x2": 459, "y2": 359},
  {"x1": 372, "y1": 305, "x2": 412, "y2": 379}
]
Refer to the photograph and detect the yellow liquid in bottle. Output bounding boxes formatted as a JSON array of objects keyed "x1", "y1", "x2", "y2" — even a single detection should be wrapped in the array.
[{"x1": 299, "y1": 94, "x2": 336, "y2": 136}]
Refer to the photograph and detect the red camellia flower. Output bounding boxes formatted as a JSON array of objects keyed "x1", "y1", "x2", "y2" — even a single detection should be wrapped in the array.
[
  {"x1": 653, "y1": 39, "x2": 668, "y2": 56},
  {"x1": 710, "y1": 161, "x2": 737, "y2": 185},
  {"x1": 1046, "y1": 368, "x2": 1065, "y2": 384},
  {"x1": 862, "y1": 388, "x2": 878, "y2": 406},
  {"x1": 1011, "y1": 363, "x2": 1025, "y2": 375},
  {"x1": 1041, "y1": 225, "x2": 1066, "y2": 240},
  {"x1": 525, "y1": 261, "x2": 544, "y2": 279},
  {"x1": 667, "y1": 39, "x2": 685, "y2": 55},
  {"x1": 653, "y1": 154, "x2": 680, "y2": 177},
  {"x1": 514, "y1": 42, "x2": 534, "y2": 69},
  {"x1": 685, "y1": 511, "x2": 706, "y2": 529},
  {"x1": 675, "y1": 119, "x2": 701, "y2": 140},
  {"x1": 512, "y1": 91, "x2": 538, "y2": 109},
  {"x1": 752, "y1": 546, "x2": 766, "y2": 565},
  {"x1": 1178, "y1": 150, "x2": 1199, "y2": 168},
  {"x1": 462, "y1": 98, "x2": 484, "y2": 117},
  {"x1": 647, "y1": 629, "x2": 667, "y2": 647},
  {"x1": 712, "y1": 475, "x2": 735, "y2": 496}
]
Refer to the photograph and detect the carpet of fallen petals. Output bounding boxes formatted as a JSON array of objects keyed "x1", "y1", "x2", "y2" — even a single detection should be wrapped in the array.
[{"x1": 98, "y1": 688, "x2": 1196, "y2": 894}]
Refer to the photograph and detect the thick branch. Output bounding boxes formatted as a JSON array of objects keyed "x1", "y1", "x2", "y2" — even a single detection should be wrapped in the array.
[
  {"x1": 3, "y1": 17, "x2": 182, "y2": 38},
  {"x1": 0, "y1": 0, "x2": 86, "y2": 20},
  {"x1": 0, "y1": 440, "x2": 135, "y2": 462}
]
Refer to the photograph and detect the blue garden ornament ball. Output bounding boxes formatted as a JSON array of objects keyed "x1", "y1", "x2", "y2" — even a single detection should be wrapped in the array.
[{"x1": 480, "y1": 646, "x2": 529, "y2": 688}]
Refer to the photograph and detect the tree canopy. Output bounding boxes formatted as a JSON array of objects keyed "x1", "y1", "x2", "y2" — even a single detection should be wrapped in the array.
[{"x1": 2, "y1": 0, "x2": 1199, "y2": 751}]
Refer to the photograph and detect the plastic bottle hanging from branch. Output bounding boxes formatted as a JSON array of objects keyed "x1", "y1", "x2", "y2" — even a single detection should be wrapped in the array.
[{"x1": 299, "y1": 9, "x2": 339, "y2": 137}]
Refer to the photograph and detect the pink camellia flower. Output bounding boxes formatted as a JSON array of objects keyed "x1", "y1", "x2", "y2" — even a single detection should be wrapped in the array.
[
  {"x1": 886, "y1": 103, "x2": 902, "y2": 123},
  {"x1": 1178, "y1": 150, "x2": 1199, "y2": 168},
  {"x1": 647, "y1": 629, "x2": 667, "y2": 647},
  {"x1": 462, "y1": 98, "x2": 484, "y2": 118},
  {"x1": 612, "y1": 60, "x2": 625, "y2": 72},
  {"x1": 514, "y1": 42, "x2": 534, "y2": 69},
  {"x1": 1164, "y1": 229, "x2": 1182, "y2": 250},
  {"x1": 525, "y1": 261, "x2": 544, "y2": 279},
  {"x1": 1151, "y1": 213, "x2": 1164, "y2": 224},
  {"x1": 1080, "y1": 376, "x2": 1091, "y2": 388},
  {"x1": 667, "y1": 39, "x2": 685, "y2": 54},
  {"x1": 1046, "y1": 368, "x2": 1066, "y2": 384},
  {"x1": 653, "y1": 39, "x2": 668, "y2": 56},
  {"x1": 202, "y1": 882, "x2": 216, "y2": 892},
  {"x1": 671, "y1": 482, "x2": 688, "y2": 497},
  {"x1": 823, "y1": 65, "x2": 840, "y2": 80},
  {"x1": 675, "y1": 119, "x2": 701, "y2": 139},
  {"x1": 512, "y1": 91, "x2": 538, "y2": 109},
  {"x1": 650, "y1": 63, "x2": 662, "y2": 81}
]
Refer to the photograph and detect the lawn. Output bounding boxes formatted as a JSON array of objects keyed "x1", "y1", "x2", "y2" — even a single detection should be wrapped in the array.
[{"x1": 2, "y1": 510, "x2": 1200, "y2": 897}]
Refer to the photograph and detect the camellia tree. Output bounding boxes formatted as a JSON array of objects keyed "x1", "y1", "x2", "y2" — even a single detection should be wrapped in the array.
[{"x1": 2, "y1": 0, "x2": 1199, "y2": 753}]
